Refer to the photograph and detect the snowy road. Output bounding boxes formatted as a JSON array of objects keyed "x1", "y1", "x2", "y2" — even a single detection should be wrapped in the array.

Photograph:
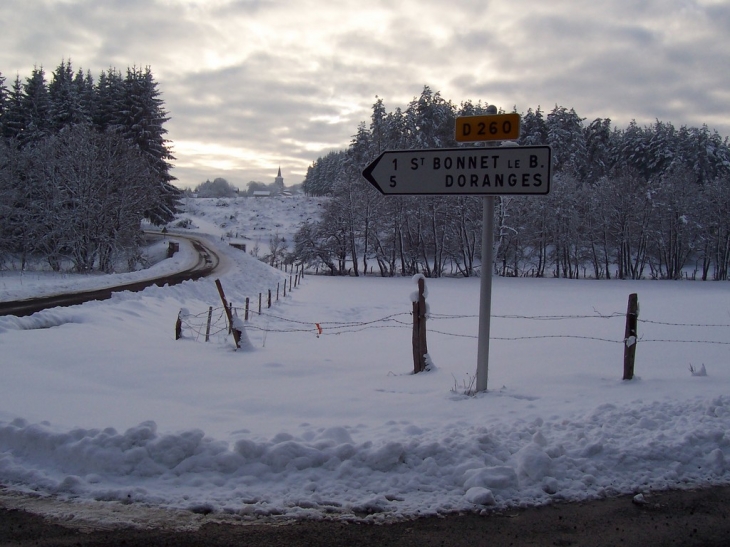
[{"x1": 0, "y1": 233, "x2": 221, "y2": 317}]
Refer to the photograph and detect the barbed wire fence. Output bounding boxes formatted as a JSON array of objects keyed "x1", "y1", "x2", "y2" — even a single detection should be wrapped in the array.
[{"x1": 176, "y1": 279, "x2": 730, "y2": 352}]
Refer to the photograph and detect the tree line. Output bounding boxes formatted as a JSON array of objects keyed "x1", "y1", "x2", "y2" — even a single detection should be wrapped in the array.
[
  {"x1": 294, "y1": 86, "x2": 730, "y2": 280},
  {"x1": 0, "y1": 60, "x2": 179, "y2": 273}
]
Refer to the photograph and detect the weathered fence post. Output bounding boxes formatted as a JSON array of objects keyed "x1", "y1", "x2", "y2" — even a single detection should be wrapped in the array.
[
  {"x1": 623, "y1": 293, "x2": 639, "y2": 380},
  {"x1": 258, "y1": 293, "x2": 262, "y2": 315},
  {"x1": 205, "y1": 306, "x2": 213, "y2": 342},
  {"x1": 268, "y1": 289, "x2": 272, "y2": 308},
  {"x1": 277, "y1": 282, "x2": 280, "y2": 301},
  {"x1": 245, "y1": 297, "x2": 249, "y2": 321},
  {"x1": 412, "y1": 276, "x2": 428, "y2": 373},
  {"x1": 215, "y1": 279, "x2": 240, "y2": 349},
  {"x1": 175, "y1": 310, "x2": 183, "y2": 340}
]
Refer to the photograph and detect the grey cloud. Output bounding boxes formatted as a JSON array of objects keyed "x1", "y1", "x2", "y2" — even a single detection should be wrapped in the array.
[{"x1": 1, "y1": 0, "x2": 728, "y2": 188}]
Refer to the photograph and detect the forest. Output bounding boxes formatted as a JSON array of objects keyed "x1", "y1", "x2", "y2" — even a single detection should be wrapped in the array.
[
  {"x1": 295, "y1": 87, "x2": 730, "y2": 280},
  {"x1": 0, "y1": 61, "x2": 179, "y2": 273}
]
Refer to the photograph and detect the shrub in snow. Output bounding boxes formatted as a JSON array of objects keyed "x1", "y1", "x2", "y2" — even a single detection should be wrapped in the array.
[
  {"x1": 689, "y1": 363, "x2": 707, "y2": 376},
  {"x1": 451, "y1": 373, "x2": 476, "y2": 396}
]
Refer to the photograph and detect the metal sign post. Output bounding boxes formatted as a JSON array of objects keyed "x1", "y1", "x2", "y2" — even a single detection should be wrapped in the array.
[
  {"x1": 362, "y1": 109, "x2": 551, "y2": 393},
  {"x1": 476, "y1": 195, "x2": 494, "y2": 392}
]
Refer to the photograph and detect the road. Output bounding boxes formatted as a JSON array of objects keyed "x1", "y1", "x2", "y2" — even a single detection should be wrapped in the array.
[
  {"x1": 0, "y1": 233, "x2": 220, "y2": 317},
  {"x1": 1, "y1": 485, "x2": 730, "y2": 546}
]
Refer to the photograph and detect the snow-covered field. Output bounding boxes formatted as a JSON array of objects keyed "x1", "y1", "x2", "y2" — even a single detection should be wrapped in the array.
[{"x1": 0, "y1": 196, "x2": 729, "y2": 529}]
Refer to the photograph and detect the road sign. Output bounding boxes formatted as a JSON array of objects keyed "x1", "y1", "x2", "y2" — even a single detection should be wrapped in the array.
[
  {"x1": 455, "y1": 113, "x2": 521, "y2": 142},
  {"x1": 362, "y1": 146, "x2": 551, "y2": 196}
]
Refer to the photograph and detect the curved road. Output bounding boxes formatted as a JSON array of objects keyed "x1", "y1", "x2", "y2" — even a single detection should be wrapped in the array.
[{"x1": 0, "y1": 234, "x2": 220, "y2": 317}]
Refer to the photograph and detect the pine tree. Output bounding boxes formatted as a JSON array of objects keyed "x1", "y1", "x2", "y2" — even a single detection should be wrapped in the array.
[
  {"x1": 2, "y1": 76, "x2": 25, "y2": 142},
  {"x1": 584, "y1": 118, "x2": 613, "y2": 183},
  {"x1": 0, "y1": 72, "x2": 7, "y2": 131},
  {"x1": 74, "y1": 68, "x2": 95, "y2": 122},
  {"x1": 519, "y1": 106, "x2": 548, "y2": 146},
  {"x1": 612, "y1": 120, "x2": 652, "y2": 179},
  {"x1": 404, "y1": 86, "x2": 456, "y2": 149},
  {"x1": 19, "y1": 67, "x2": 51, "y2": 147},
  {"x1": 369, "y1": 96, "x2": 388, "y2": 156},
  {"x1": 92, "y1": 68, "x2": 125, "y2": 132},
  {"x1": 546, "y1": 105, "x2": 587, "y2": 178},
  {"x1": 117, "y1": 66, "x2": 179, "y2": 224},
  {"x1": 48, "y1": 60, "x2": 91, "y2": 131}
]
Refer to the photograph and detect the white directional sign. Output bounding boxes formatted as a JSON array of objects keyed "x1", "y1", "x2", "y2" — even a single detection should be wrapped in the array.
[{"x1": 362, "y1": 146, "x2": 551, "y2": 196}]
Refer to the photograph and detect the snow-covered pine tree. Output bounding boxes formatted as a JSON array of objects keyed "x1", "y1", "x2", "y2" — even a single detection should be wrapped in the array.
[
  {"x1": 92, "y1": 68, "x2": 125, "y2": 133},
  {"x1": 404, "y1": 86, "x2": 457, "y2": 149},
  {"x1": 584, "y1": 117, "x2": 613, "y2": 183},
  {"x1": 19, "y1": 67, "x2": 51, "y2": 147},
  {"x1": 116, "y1": 66, "x2": 179, "y2": 224},
  {"x1": 48, "y1": 60, "x2": 90, "y2": 131},
  {"x1": 0, "y1": 72, "x2": 6, "y2": 131},
  {"x1": 675, "y1": 125, "x2": 730, "y2": 185},
  {"x1": 644, "y1": 120, "x2": 676, "y2": 176},
  {"x1": 519, "y1": 106, "x2": 549, "y2": 146},
  {"x1": 74, "y1": 68, "x2": 96, "y2": 124},
  {"x1": 611, "y1": 120, "x2": 652, "y2": 180},
  {"x1": 546, "y1": 105, "x2": 587, "y2": 179}
]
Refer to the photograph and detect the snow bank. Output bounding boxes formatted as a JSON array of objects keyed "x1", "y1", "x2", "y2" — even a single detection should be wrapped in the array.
[
  {"x1": 1, "y1": 395, "x2": 729, "y2": 520},
  {"x1": 1, "y1": 197, "x2": 729, "y2": 524}
]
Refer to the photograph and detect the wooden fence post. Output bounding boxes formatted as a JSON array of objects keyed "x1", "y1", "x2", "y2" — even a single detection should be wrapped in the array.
[
  {"x1": 258, "y1": 293, "x2": 262, "y2": 315},
  {"x1": 175, "y1": 310, "x2": 183, "y2": 340},
  {"x1": 277, "y1": 282, "x2": 280, "y2": 301},
  {"x1": 623, "y1": 293, "x2": 638, "y2": 380},
  {"x1": 412, "y1": 277, "x2": 428, "y2": 373},
  {"x1": 215, "y1": 279, "x2": 240, "y2": 349},
  {"x1": 245, "y1": 297, "x2": 249, "y2": 321},
  {"x1": 268, "y1": 289, "x2": 272, "y2": 308},
  {"x1": 205, "y1": 306, "x2": 212, "y2": 342}
]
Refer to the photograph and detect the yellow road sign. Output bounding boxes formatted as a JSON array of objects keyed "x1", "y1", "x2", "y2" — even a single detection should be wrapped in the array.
[{"x1": 455, "y1": 113, "x2": 521, "y2": 142}]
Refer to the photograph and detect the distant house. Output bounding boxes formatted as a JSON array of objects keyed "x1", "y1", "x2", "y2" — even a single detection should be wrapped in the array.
[{"x1": 248, "y1": 167, "x2": 285, "y2": 197}]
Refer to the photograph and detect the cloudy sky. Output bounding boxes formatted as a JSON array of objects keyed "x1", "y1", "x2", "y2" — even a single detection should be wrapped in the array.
[{"x1": 1, "y1": 0, "x2": 728, "y2": 189}]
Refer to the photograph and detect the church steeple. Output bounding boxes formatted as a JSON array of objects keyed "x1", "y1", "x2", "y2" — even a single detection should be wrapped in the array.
[{"x1": 274, "y1": 166, "x2": 284, "y2": 189}]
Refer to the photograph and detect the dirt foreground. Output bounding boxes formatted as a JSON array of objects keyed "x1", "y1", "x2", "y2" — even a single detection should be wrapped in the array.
[{"x1": 1, "y1": 486, "x2": 730, "y2": 546}]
